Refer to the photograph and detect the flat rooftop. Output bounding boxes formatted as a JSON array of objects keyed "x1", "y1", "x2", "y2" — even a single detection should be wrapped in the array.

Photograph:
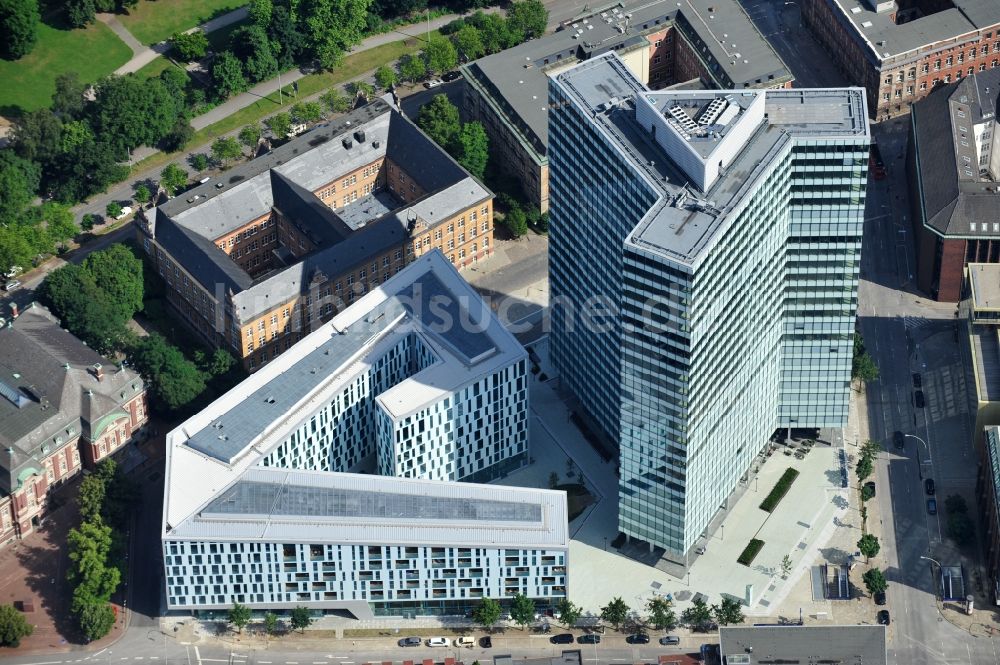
[
  {"x1": 163, "y1": 251, "x2": 534, "y2": 542},
  {"x1": 968, "y1": 263, "x2": 1000, "y2": 310},
  {"x1": 719, "y1": 625, "x2": 887, "y2": 665},
  {"x1": 464, "y1": 0, "x2": 791, "y2": 156},
  {"x1": 553, "y1": 53, "x2": 868, "y2": 266},
  {"x1": 829, "y1": 0, "x2": 1000, "y2": 62}
]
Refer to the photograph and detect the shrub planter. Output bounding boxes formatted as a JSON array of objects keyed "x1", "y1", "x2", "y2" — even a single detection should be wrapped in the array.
[
  {"x1": 760, "y1": 468, "x2": 800, "y2": 513},
  {"x1": 738, "y1": 538, "x2": 764, "y2": 566}
]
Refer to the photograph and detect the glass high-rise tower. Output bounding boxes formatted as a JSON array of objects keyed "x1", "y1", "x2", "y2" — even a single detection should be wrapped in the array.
[{"x1": 548, "y1": 53, "x2": 869, "y2": 561}]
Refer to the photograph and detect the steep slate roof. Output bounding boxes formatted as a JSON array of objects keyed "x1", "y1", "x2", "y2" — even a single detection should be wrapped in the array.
[
  {"x1": 145, "y1": 98, "x2": 491, "y2": 325},
  {"x1": 911, "y1": 68, "x2": 1000, "y2": 238},
  {"x1": 0, "y1": 306, "x2": 145, "y2": 494}
]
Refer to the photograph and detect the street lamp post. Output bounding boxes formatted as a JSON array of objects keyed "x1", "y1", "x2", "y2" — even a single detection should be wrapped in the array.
[
  {"x1": 921, "y1": 555, "x2": 942, "y2": 597},
  {"x1": 905, "y1": 434, "x2": 931, "y2": 479}
]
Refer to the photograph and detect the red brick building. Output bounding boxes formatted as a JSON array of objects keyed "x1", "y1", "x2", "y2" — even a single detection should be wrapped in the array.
[
  {"x1": 803, "y1": 0, "x2": 1000, "y2": 120},
  {"x1": 0, "y1": 305, "x2": 148, "y2": 547},
  {"x1": 907, "y1": 68, "x2": 1000, "y2": 301}
]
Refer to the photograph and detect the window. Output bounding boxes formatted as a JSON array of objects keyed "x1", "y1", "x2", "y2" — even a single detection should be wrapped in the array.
[
  {"x1": 448, "y1": 239, "x2": 455, "y2": 249},
  {"x1": 882, "y1": 93, "x2": 890, "y2": 101},
  {"x1": 654, "y1": 56, "x2": 662, "y2": 64},
  {"x1": 458, "y1": 217, "x2": 465, "y2": 227},
  {"x1": 934, "y1": 59, "x2": 941, "y2": 70},
  {"x1": 894, "y1": 89, "x2": 902, "y2": 98},
  {"x1": 434, "y1": 230, "x2": 443, "y2": 240},
  {"x1": 258, "y1": 321, "x2": 265, "y2": 331},
  {"x1": 482, "y1": 221, "x2": 488, "y2": 232},
  {"x1": 921, "y1": 63, "x2": 929, "y2": 74},
  {"x1": 946, "y1": 56, "x2": 953, "y2": 66},
  {"x1": 447, "y1": 224, "x2": 454, "y2": 233},
  {"x1": 283, "y1": 308, "x2": 290, "y2": 318},
  {"x1": 919, "y1": 81, "x2": 927, "y2": 90},
  {"x1": 654, "y1": 39, "x2": 661, "y2": 47},
  {"x1": 957, "y1": 53, "x2": 964, "y2": 64},
  {"x1": 371, "y1": 261, "x2": 378, "y2": 272},
  {"x1": 246, "y1": 329, "x2": 253, "y2": 340},
  {"x1": 394, "y1": 250, "x2": 402, "y2": 260},
  {"x1": 981, "y1": 63, "x2": 987, "y2": 72},
  {"x1": 458, "y1": 233, "x2": 465, "y2": 243},
  {"x1": 984, "y1": 44, "x2": 990, "y2": 55},
  {"x1": 383, "y1": 256, "x2": 390, "y2": 267}
]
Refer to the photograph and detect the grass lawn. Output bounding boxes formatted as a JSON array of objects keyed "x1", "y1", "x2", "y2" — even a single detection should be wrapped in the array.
[
  {"x1": 134, "y1": 56, "x2": 178, "y2": 81},
  {"x1": 0, "y1": 21, "x2": 132, "y2": 114},
  {"x1": 120, "y1": 0, "x2": 247, "y2": 45},
  {"x1": 133, "y1": 35, "x2": 430, "y2": 175}
]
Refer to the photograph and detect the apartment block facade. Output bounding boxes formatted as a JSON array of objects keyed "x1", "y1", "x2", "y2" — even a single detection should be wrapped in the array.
[
  {"x1": 462, "y1": 0, "x2": 793, "y2": 212},
  {"x1": 139, "y1": 99, "x2": 493, "y2": 373},
  {"x1": 0, "y1": 306, "x2": 148, "y2": 548},
  {"x1": 163, "y1": 252, "x2": 565, "y2": 618},
  {"x1": 548, "y1": 54, "x2": 868, "y2": 562},
  {"x1": 802, "y1": 0, "x2": 1000, "y2": 119}
]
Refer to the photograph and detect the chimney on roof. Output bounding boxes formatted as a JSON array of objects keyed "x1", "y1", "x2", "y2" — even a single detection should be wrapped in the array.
[
  {"x1": 354, "y1": 129, "x2": 366, "y2": 143},
  {"x1": 91, "y1": 363, "x2": 104, "y2": 381}
]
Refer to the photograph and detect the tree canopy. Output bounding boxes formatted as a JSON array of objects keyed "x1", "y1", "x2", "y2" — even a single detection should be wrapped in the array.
[
  {"x1": 171, "y1": 30, "x2": 209, "y2": 61},
  {"x1": 291, "y1": 606, "x2": 313, "y2": 633},
  {"x1": 457, "y1": 122, "x2": 488, "y2": 179},
  {"x1": 506, "y1": 0, "x2": 548, "y2": 41},
  {"x1": 863, "y1": 567, "x2": 888, "y2": 595},
  {"x1": 228, "y1": 602, "x2": 251, "y2": 633},
  {"x1": 418, "y1": 94, "x2": 461, "y2": 148},
  {"x1": 600, "y1": 596, "x2": 629, "y2": 631},
  {"x1": 0, "y1": 0, "x2": 40, "y2": 60},
  {"x1": 0, "y1": 604, "x2": 34, "y2": 646},
  {"x1": 646, "y1": 595, "x2": 675, "y2": 630},
  {"x1": 128, "y1": 333, "x2": 207, "y2": 412},
  {"x1": 299, "y1": 0, "x2": 373, "y2": 69},
  {"x1": 423, "y1": 36, "x2": 457, "y2": 75},
  {"x1": 857, "y1": 533, "x2": 880, "y2": 561},
  {"x1": 681, "y1": 597, "x2": 714, "y2": 632},
  {"x1": 712, "y1": 597, "x2": 744, "y2": 626},
  {"x1": 509, "y1": 593, "x2": 535, "y2": 630},
  {"x1": 212, "y1": 51, "x2": 249, "y2": 99},
  {"x1": 555, "y1": 598, "x2": 582, "y2": 628},
  {"x1": 472, "y1": 597, "x2": 502, "y2": 631}
]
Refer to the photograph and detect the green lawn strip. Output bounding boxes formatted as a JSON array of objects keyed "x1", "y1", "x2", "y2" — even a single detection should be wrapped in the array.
[
  {"x1": 0, "y1": 21, "x2": 132, "y2": 114},
  {"x1": 134, "y1": 56, "x2": 178, "y2": 81},
  {"x1": 132, "y1": 36, "x2": 428, "y2": 175},
  {"x1": 737, "y1": 539, "x2": 764, "y2": 566},
  {"x1": 120, "y1": 0, "x2": 248, "y2": 45},
  {"x1": 759, "y1": 468, "x2": 800, "y2": 513}
]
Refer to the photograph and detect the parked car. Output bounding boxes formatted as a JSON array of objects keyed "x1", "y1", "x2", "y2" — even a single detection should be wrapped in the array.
[
  {"x1": 3, "y1": 279, "x2": 21, "y2": 291},
  {"x1": 424, "y1": 79, "x2": 443, "y2": 89},
  {"x1": 480, "y1": 636, "x2": 492, "y2": 649},
  {"x1": 426, "y1": 637, "x2": 450, "y2": 647},
  {"x1": 927, "y1": 498, "x2": 937, "y2": 514},
  {"x1": 659, "y1": 635, "x2": 681, "y2": 645},
  {"x1": 913, "y1": 372, "x2": 922, "y2": 388},
  {"x1": 114, "y1": 205, "x2": 133, "y2": 220},
  {"x1": 578, "y1": 634, "x2": 601, "y2": 644},
  {"x1": 864, "y1": 481, "x2": 876, "y2": 498},
  {"x1": 456, "y1": 636, "x2": 475, "y2": 648},
  {"x1": 914, "y1": 390, "x2": 925, "y2": 408},
  {"x1": 877, "y1": 610, "x2": 891, "y2": 625},
  {"x1": 626, "y1": 633, "x2": 650, "y2": 644},
  {"x1": 399, "y1": 637, "x2": 421, "y2": 647},
  {"x1": 874, "y1": 591, "x2": 886, "y2": 606},
  {"x1": 893, "y1": 430, "x2": 905, "y2": 449},
  {"x1": 442, "y1": 71, "x2": 462, "y2": 82},
  {"x1": 551, "y1": 633, "x2": 575, "y2": 644},
  {"x1": 925, "y1": 478, "x2": 936, "y2": 495}
]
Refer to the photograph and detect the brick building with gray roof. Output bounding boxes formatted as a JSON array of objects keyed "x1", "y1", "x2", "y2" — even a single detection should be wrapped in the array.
[
  {"x1": 0, "y1": 305, "x2": 148, "y2": 547},
  {"x1": 907, "y1": 67, "x2": 1000, "y2": 301}
]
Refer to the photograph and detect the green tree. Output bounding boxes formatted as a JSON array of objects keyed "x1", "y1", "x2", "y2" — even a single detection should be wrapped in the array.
[
  {"x1": 856, "y1": 454, "x2": 873, "y2": 482},
  {"x1": 472, "y1": 597, "x2": 502, "y2": 632},
  {"x1": 857, "y1": 533, "x2": 880, "y2": 562},
  {"x1": 190, "y1": 153, "x2": 210, "y2": 172},
  {"x1": 212, "y1": 51, "x2": 248, "y2": 99},
  {"x1": 509, "y1": 592, "x2": 535, "y2": 630},
  {"x1": 106, "y1": 201, "x2": 123, "y2": 219},
  {"x1": 399, "y1": 53, "x2": 426, "y2": 82},
  {"x1": 128, "y1": 333, "x2": 206, "y2": 411},
  {"x1": 423, "y1": 36, "x2": 458, "y2": 75},
  {"x1": 862, "y1": 567, "x2": 888, "y2": 596},
  {"x1": 417, "y1": 94, "x2": 461, "y2": 148},
  {"x1": 51, "y1": 72, "x2": 87, "y2": 119},
  {"x1": 248, "y1": 0, "x2": 273, "y2": 28},
  {"x1": 77, "y1": 601, "x2": 115, "y2": 641},
  {"x1": 160, "y1": 163, "x2": 189, "y2": 196},
  {"x1": 852, "y1": 333, "x2": 879, "y2": 387},
  {"x1": 290, "y1": 101, "x2": 323, "y2": 124},
  {"x1": 451, "y1": 24, "x2": 484, "y2": 61},
  {"x1": 267, "y1": 112, "x2": 292, "y2": 139},
  {"x1": 506, "y1": 0, "x2": 548, "y2": 41},
  {"x1": 711, "y1": 597, "x2": 744, "y2": 626},
  {"x1": 78, "y1": 470, "x2": 107, "y2": 523},
  {"x1": 299, "y1": 0, "x2": 372, "y2": 70},
  {"x1": 860, "y1": 439, "x2": 883, "y2": 462},
  {"x1": 646, "y1": 595, "x2": 675, "y2": 630},
  {"x1": 780, "y1": 554, "x2": 793, "y2": 578},
  {"x1": 239, "y1": 124, "x2": 263, "y2": 151},
  {"x1": 207, "y1": 348, "x2": 236, "y2": 377},
  {"x1": 267, "y1": 5, "x2": 306, "y2": 69},
  {"x1": 231, "y1": 25, "x2": 278, "y2": 83},
  {"x1": 67, "y1": 520, "x2": 120, "y2": 604},
  {"x1": 861, "y1": 483, "x2": 875, "y2": 502},
  {"x1": 0, "y1": 603, "x2": 33, "y2": 646},
  {"x1": 0, "y1": 0, "x2": 40, "y2": 60},
  {"x1": 681, "y1": 597, "x2": 713, "y2": 632},
  {"x1": 134, "y1": 183, "x2": 151, "y2": 205},
  {"x1": 348, "y1": 81, "x2": 375, "y2": 101},
  {"x1": 263, "y1": 611, "x2": 278, "y2": 636},
  {"x1": 82, "y1": 243, "x2": 144, "y2": 322},
  {"x1": 375, "y1": 64, "x2": 397, "y2": 89},
  {"x1": 505, "y1": 204, "x2": 528, "y2": 237},
  {"x1": 66, "y1": 0, "x2": 95, "y2": 26},
  {"x1": 89, "y1": 75, "x2": 185, "y2": 158},
  {"x1": 555, "y1": 598, "x2": 581, "y2": 627},
  {"x1": 600, "y1": 596, "x2": 629, "y2": 631},
  {"x1": 290, "y1": 606, "x2": 312, "y2": 633},
  {"x1": 228, "y1": 602, "x2": 251, "y2": 634},
  {"x1": 472, "y1": 12, "x2": 512, "y2": 53},
  {"x1": 457, "y1": 121, "x2": 488, "y2": 179},
  {"x1": 39, "y1": 264, "x2": 128, "y2": 354},
  {"x1": 0, "y1": 151, "x2": 40, "y2": 227},
  {"x1": 320, "y1": 88, "x2": 351, "y2": 114},
  {"x1": 10, "y1": 108, "x2": 61, "y2": 170},
  {"x1": 211, "y1": 136, "x2": 243, "y2": 165},
  {"x1": 170, "y1": 30, "x2": 209, "y2": 61},
  {"x1": 947, "y1": 513, "x2": 975, "y2": 545}
]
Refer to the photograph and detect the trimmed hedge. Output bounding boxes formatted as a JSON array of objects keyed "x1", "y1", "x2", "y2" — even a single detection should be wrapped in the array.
[
  {"x1": 760, "y1": 468, "x2": 800, "y2": 513},
  {"x1": 738, "y1": 538, "x2": 764, "y2": 566}
]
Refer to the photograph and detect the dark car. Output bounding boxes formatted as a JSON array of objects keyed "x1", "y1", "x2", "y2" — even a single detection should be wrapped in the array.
[
  {"x1": 925, "y1": 478, "x2": 936, "y2": 495},
  {"x1": 659, "y1": 635, "x2": 681, "y2": 645},
  {"x1": 915, "y1": 390, "x2": 925, "y2": 408},
  {"x1": 578, "y1": 634, "x2": 601, "y2": 644},
  {"x1": 480, "y1": 636, "x2": 492, "y2": 649},
  {"x1": 913, "y1": 373, "x2": 922, "y2": 388},
  {"x1": 551, "y1": 633, "x2": 575, "y2": 644},
  {"x1": 442, "y1": 70, "x2": 463, "y2": 82},
  {"x1": 626, "y1": 633, "x2": 650, "y2": 644},
  {"x1": 927, "y1": 498, "x2": 938, "y2": 514},
  {"x1": 893, "y1": 431, "x2": 905, "y2": 449},
  {"x1": 877, "y1": 610, "x2": 891, "y2": 625},
  {"x1": 399, "y1": 637, "x2": 422, "y2": 647},
  {"x1": 864, "y1": 481, "x2": 876, "y2": 498},
  {"x1": 874, "y1": 591, "x2": 887, "y2": 606}
]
